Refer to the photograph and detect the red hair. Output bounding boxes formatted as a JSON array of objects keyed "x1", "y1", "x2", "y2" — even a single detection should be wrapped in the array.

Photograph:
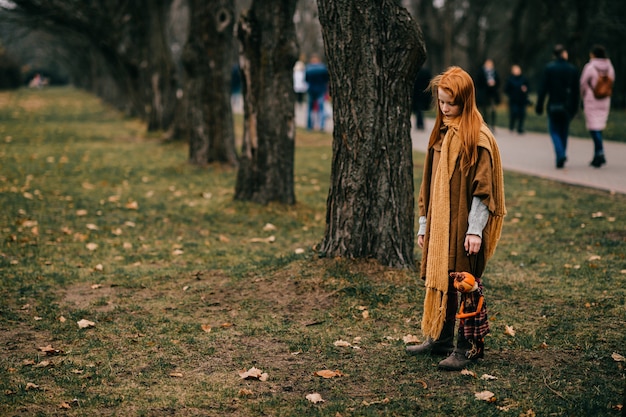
[{"x1": 428, "y1": 66, "x2": 484, "y2": 172}]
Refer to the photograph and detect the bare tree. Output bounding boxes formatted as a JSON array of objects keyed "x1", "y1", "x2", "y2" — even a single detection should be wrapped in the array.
[
  {"x1": 316, "y1": 0, "x2": 425, "y2": 268},
  {"x1": 6, "y1": 0, "x2": 179, "y2": 131},
  {"x1": 234, "y1": 0, "x2": 299, "y2": 204},
  {"x1": 182, "y1": 0, "x2": 237, "y2": 165}
]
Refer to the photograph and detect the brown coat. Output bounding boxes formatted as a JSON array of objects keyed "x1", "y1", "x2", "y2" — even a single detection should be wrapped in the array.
[{"x1": 418, "y1": 126, "x2": 499, "y2": 279}]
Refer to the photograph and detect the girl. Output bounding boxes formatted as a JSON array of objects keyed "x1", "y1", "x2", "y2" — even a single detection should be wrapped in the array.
[{"x1": 406, "y1": 66, "x2": 506, "y2": 371}]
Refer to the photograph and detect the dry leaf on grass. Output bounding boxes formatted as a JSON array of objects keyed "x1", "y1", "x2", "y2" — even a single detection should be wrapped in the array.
[
  {"x1": 262, "y1": 223, "x2": 277, "y2": 231},
  {"x1": 314, "y1": 369, "x2": 344, "y2": 379},
  {"x1": 481, "y1": 373, "x2": 498, "y2": 380},
  {"x1": 403, "y1": 334, "x2": 420, "y2": 344},
  {"x1": 85, "y1": 243, "x2": 98, "y2": 251},
  {"x1": 504, "y1": 325, "x2": 516, "y2": 337},
  {"x1": 612, "y1": 352, "x2": 625, "y2": 362},
  {"x1": 306, "y1": 393, "x2": 325, "y2": 404},
  {"x1": 169, "y1": 372, "x2": 183, "y2": 378},
  {"x1": 238, "y1": 389, "x2": 253, "y2": 396},
  {"x1": 461, "y1": 369, "x2": 476, "y2": 377},
  {"x1": 475, "y1": 390, "x2": 496, "y2": 402},
  {"x1": 77, "y1": 319, "x2": 95, "y2": 329},
  {"x1": 201, "y1": 324, "x2": 212, "y2": 333},
  {"x1": 333, "y1": 340, "x2": 351, "y2": 347},
  {"x1": 38, "y1": 345, "x2": 63, "y2": 356},
  {"x1": 25, "y1": 382, "x2": 39, "y2": 390},
  {"x1": 249, "y1": 235, "x2": 276, "y2": 244},
  {"x1": 239, "y1": 367, "x2": 268, "y2": 381}
]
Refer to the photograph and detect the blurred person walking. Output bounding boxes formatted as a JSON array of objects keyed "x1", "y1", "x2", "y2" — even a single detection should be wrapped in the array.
[
  {"x1": 305, "y1": 54, "x2": 329, "y2": 131},
  {"x1": 535, "y1": 44, "x2": 580, "y2": 169},
  {"x1": 504, "y1": 65, "x2": 530, "y2": 134},
  {"x1": 580, "y1": 45, "x2": 615, "y2": 168},
  {"x1": 475, "y1": 59, "x2": 501, "y2": 130}
]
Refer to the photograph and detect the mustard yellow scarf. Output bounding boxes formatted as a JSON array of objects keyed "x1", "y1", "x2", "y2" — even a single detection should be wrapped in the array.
[{"x1": 421, "y1": 117, "x2": 505, "y2": 340}]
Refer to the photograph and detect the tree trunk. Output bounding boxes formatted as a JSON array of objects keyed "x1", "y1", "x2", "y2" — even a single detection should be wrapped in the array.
[
  {"x1": 316, "y1": 0, "x2": 425, "y2": 269},
  {"x1": 234, "y1": 0, "x2": 298, "y2": 204},
  {"x1": 183, "y1": 0, "x2": 237, "y2": 165}
]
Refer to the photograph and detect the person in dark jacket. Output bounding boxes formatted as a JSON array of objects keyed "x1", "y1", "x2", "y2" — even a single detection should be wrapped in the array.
[
  {"x1": 535, "y1": 44, "x2": 580, "y2": 169},
  {"x1": 412, "y1": 66, "x2": 432, "y2": 130},
  {"x1": 475, "y1": 59, "x2": 501, "y2": 130},
  {"x1": 504, "y1": 65, "x2": 530, "y2": 134}
]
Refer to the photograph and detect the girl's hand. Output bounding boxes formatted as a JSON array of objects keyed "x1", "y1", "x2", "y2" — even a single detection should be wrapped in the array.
[
  {"x1": 464, "y1": 234, "x2": 482, "y2": 255},
  {"x1": 417, "y1": 234, "x2": 425, "y2": 249}
]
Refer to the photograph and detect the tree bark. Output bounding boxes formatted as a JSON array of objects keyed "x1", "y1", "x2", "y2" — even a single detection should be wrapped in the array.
[
  {"x1": 316, "y1": 0, "x2": 425, "y2": 269},
  {"x1": 183, "y1": 0, "x2": 237, "y2": 165},
  {"x1": 234, "y1": 0, "x2": 299, "y2": 204}
]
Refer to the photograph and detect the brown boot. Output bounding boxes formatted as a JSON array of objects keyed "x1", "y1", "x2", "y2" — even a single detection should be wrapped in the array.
[
  {"x1": 405, "y1": 338, "x2": 454, "y2": 356},
  {"x1": 437, "y1": 351, "x2": 474, "y2": 371},
  {"x1": 406, "y1": 318, "x2": 455, "y2": 356}
]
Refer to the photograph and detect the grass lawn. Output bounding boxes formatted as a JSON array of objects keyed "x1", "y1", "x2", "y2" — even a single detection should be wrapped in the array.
[{"x1": 1, "y1": 87, "x2": 625, "y2": 416}]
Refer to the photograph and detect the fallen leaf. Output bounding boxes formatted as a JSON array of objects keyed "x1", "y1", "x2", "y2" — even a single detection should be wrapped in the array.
[
  {"x1": 333, "y1": 340, "x2": 352, "y2": 347},
  {"x1": 262, "y1": 223, "x2": 277, "y2": 231},
  {"x1": 34, "y1": 360, "x2": 51, "y2": 368},
  {"x1": 25, "y1": 382, "x2": 39, "y2": 390},
  {"x1": 169, "y1": 372, "x2": 183, "y2": 378},
  {"x1": 402, "y1": 334, "x2": 420, "y2": 345},
  {"x1": 94, "y1": 264, "x2": 104, "y2": 271},
  {"x1": 314, "y1": 369, "x2": 344, "y2": 379},
  {"x1": 59, "y1": 402, "x2": 72, "y2": 409},
  {"x1": 249, "y1": 235, "x2": 276, "y2": 243},
  {"x1": 85, "y1": 243, "x2": 98, "y2": 251},
  {"x1": 76, "y1": 209, "x2": 88, "y2": 217},
  {"x1": 125, "y1": 200, "x2": 139, "y2": 210},
  {"x1": 112, "y1": 228, "x2": 123, "y2": 236},
  {"x1": 91, "y1": 284, "x2": 102, "y2": 289},
  {"x1": 239, "y1": 367, "x2": 268, "y2": 381},
  {"x1": 86, "y1": 224, "x2": 99, "y2": 231},
  {"x1": 201, "y1": 324, "x2": 212, "y2": 333},
  {"x1": 218, "y1": 234, "x2": 230, "y2": 243},
  {"x1": 294, "y1": 248, "x2": 305, "y2": 254},
  {"x1": 612, "y1": 352, "x2": 625, "y2": 362},
  {"x1": 475, "y1": 390, "x2": 496, "y2": 402},
  {"x1": 38, "y1": 345, "x2": 63, "y2": 355},
  {"x1": 588, "y1": 255, "x2": 601, "y2": 261},
  {"x1": 361, "y1": 310, "x2": 370, "y2": 319},
  {"x1": 77, "y1": 319, "x2": 95, "y2": 329},
  {"x1": 22, "y1": 359, "x2": 35, "y2": 366},
  {"x1": 306, "y1": 393, "x2": 325, "y2": 404},
  {"x1": 481, "y1": 374, "x2": 498, "y2": 380},
  {"x1": 416, "y1": 380, "x2": 428, "y2": 389},
  {"x1": 504, "y1": 325, "x2": 516, "y2": 337},
  {"x1": 591, "y1": 211, "x2": 604, "y2": 218},
  {"x1": 461, "y1": 369, "x2": 476, "y2": 377},
  {"x1": 238, "y1": 389, "x2": 253, "y2": 396},
  {"x1": 173, "y1": 249, "x2": 184, "y2": 256}
]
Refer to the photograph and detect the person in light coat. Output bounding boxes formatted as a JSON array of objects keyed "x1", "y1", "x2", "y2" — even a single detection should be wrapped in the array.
[{"x1": 580, "y1": 45, "x2": 615, "y2": 168}]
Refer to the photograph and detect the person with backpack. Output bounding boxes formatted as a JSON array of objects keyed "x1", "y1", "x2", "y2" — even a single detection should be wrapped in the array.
[
  {"x1": 580, "y1": 45, "x2": 615, "y2": 168},
  {"x1": 535, "y1": 44, "x2": 580, "y2": 169}
]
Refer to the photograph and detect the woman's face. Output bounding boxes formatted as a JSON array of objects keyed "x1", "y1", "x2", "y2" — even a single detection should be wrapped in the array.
[{"x1": 438, "y1": 88, "x2": 461, "y2": 118}]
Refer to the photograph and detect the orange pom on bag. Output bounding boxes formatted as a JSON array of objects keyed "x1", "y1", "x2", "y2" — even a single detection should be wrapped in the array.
[{"x1": 450, "y1": 271, "x2": 478, "y2": 293}]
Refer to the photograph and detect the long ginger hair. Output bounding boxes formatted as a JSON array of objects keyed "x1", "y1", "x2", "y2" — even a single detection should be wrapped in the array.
[{"x1": 428, "y1": 66, "x2": 485, "y2": 172}]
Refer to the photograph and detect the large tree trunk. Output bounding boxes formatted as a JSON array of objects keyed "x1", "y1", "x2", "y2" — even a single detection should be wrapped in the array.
[
  {"x1": 316, "y1": 0, "x2": 425, "y2": 269},
  {"x1": 183, "y1": 0, "x2": 237, "y2": 165},
  {"x1": 234, "y1": 0, "x2": 299, "y2": 204}
]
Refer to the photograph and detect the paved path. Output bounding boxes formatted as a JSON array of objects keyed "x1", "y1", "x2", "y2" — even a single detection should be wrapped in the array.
[{"x1": 295, "y1": 105, "x2": 626, "y2": 195}]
